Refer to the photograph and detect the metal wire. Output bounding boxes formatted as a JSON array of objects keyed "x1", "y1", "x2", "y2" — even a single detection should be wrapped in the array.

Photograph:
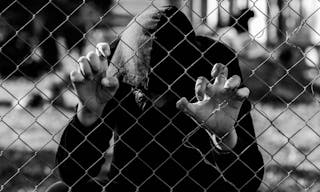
[{"x1": 1, "y1": 0, "x2": 320, "y2": 191}]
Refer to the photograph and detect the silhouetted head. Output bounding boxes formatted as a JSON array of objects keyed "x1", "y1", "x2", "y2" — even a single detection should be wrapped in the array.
[
  {"x1": 109, "y1": 6, "x2": 196, "y2": 96},
  {"x1": 109, "y1": 6, "x2": 242, "y2": 108}
]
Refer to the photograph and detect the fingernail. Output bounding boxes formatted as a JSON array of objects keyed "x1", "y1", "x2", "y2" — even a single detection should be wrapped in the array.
[
  {"x1": 101, "y1": 51, "x2": 106, "y2": 58},
  {"x1": 211, "y1": 67, "x2": 218, "y2": 77}
]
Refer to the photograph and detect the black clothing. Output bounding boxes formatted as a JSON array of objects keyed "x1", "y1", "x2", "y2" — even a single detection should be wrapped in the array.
[{"x1": 56, "y1": 6, "x2": 264, "y2": 192}]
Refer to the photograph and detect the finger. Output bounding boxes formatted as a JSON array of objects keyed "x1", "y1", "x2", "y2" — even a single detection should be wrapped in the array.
[
  {"x1": 96, "y1": 43, "x2": 110, "y2": 73},
  {"x1": 212, "y1": 64, "x2": 228, "y2": 87},
  {"x1": 211, "y1": 63, "x2": 228, "y2": 79},
  {"x1": 78, "y1": 56, "x2": 93, "y2": 80},
  {"x1": 195, "y1": 76, "x2": 209, "y2": 101},
  {"x1": 176, "y1": 97, "x2": 196, "y2": 116},
  {"x1": 235, "y1": 87, "x2": 250, "y2": 100},
  {"x1": 96, "y1": 42, "x2": 111, "y2": 58},
  {"x1": 86, "y1": 51, "x2": 101, "y2": 73},
  {"x1": 70, "y1": 70, "x2": 85, "y2": 84},
  {"x1": 224, "y1": 75, "x2": 241, "y2": 90},
  {"x1": 213, "y1": 74, "x2": 227, "y2": 88}
]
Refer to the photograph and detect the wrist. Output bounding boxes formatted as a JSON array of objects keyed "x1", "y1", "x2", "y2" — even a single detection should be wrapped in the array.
[
  {"x1": 77, "y1": 103, "x2": 105, "y2": 127},
  {"x1": 214, "y1": 129, "x2": 238, "y2": 151}
]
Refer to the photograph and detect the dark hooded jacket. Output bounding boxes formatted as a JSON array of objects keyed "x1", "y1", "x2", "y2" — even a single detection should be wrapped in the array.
[{"x1": 56, "y1": 6, "x2": 264, "y2": 192}]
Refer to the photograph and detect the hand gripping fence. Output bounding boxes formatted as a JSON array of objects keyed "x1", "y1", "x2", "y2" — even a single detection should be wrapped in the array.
[{"x1": 1, "y1": 0, "x2": 320, "y2": 191}]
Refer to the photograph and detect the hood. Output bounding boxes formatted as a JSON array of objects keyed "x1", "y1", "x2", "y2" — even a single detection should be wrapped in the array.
[
  {"x1": 108, "y1": 6, "x2": 242, "y2": 100},
  {"x1": 109, "y1": 6, "x2": 196, "y2": 90}
]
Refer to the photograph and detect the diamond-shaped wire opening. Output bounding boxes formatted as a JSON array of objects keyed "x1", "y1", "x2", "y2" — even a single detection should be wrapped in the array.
[{"x1": 2, "y1": 0, "x2": 320, "y2": 191}]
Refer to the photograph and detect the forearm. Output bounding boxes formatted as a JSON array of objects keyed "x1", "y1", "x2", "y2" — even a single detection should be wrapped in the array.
[
  {"x1": 214, "y1": 101, "x2": 264, "y2": 191},
  {"x1": 56, "y1": 113, "x2": 113, "y2": 187},
  {"x1": 214, "y1": 135, "x2": 264, "y2": 191}
]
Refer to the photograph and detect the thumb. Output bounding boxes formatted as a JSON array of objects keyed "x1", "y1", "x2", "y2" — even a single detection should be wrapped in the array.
[
  {"x1": 70, "y1": 70, "x2": 85, "y2": 84},
  {"x1": 236, "y1": 87, "x2": 250, "y2": 100},
  {"x1": 176, "y1": 97, "x2": 197, "y2": 117},
  {"x1": 101, "y1": 76, "x2": 119, "y2": 92}
]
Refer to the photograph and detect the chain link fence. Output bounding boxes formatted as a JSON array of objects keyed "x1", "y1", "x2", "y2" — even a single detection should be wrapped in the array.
[{"x1": 1, "y1": 0, "x2": 320, "y2": 191}]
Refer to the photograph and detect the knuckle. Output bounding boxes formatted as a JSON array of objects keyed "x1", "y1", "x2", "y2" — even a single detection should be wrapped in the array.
[
  {"x1": 70, "y1": 71, "x2": 76, "y2": 79},
  {"x1": 87, "y1": 51, "x2": 97, "y2": 61},
  {"x1": 233, "y1": 75, "x2": 241, "y2": 80},
  {"x1": 97, "y1": 42, "x2": 109, "y2": 48},
  {"x1": 97, "y1": 42, "x2": 110, "y2": 55},
  {"x1": 70, "y1": 70, "x2": 77, "y2": 76},
  {"x1": 78, "y1": 56, "x2": 87, "y2": 63},
  {"x1": 96, "y1": 43, "x2": 103, "y2": 49},
  {"x1": 196, "y1": 76, "x2": 208, "y2": 86},
  {"x1": 197, "y1": 76, "x2": 205, "y2": 81},
  {"x1": 234, "y1": 76, "x2": 241, "y2": 85},
  {"x1": 79, "y1": 60, "x2": 88, "y2": 68},
  {"x1": 216, "y1": 63, "x2": 224, "y2": 69},
  {"x1": 103, "y1": 42, "x2": 110, "y2": 50},
  {"x1": 243, "y1": 87, "x2": 250, "y2": 93}
]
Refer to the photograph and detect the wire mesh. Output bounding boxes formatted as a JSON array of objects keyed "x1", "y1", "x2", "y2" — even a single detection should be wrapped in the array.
[{"x1": 1, "y1": 0, "x2": 320, "y2": 191}]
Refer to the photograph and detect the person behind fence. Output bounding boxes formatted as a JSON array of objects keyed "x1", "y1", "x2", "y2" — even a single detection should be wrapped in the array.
[{"x1": 47, "y1": 6, "x2": 264, "y2": 192}]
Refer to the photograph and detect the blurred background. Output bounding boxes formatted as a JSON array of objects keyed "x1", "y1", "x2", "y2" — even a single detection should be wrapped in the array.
[{"x1": 1, "y1": 0, "x2": 320, "y2": 191}]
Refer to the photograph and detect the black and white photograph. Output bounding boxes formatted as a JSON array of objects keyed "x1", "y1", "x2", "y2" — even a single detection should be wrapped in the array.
[{"x1": 0, "y1": 0, "x2": 320, "y2": 191}]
